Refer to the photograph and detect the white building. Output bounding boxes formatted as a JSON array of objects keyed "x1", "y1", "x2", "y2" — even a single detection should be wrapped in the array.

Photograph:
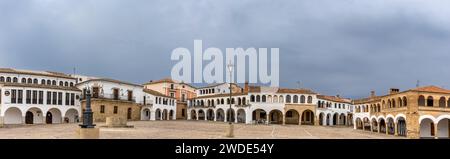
[
  {"x1": 316, "y1": 95, "x2": 353, "y2": 126},
  {"x1": 0, "y1": 68, "x2": 81, "y2": 126},
  {"x1": 188, "y1": 83, "x2": 318, "y2": 125}
]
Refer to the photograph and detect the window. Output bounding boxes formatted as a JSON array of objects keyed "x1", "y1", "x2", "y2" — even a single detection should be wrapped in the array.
[
  {"x1": 47, "y1": 91, "x2": 52, "y2": 104},
  {"x1": 170, "y1": 84, "x2": 174, "y2": 89},
  {"x1": 100, "y1": 105, "x2": 105, "y2": 113},
  {"x1": 13, "y1": 77, "x2": 18, "y2": 83},
  {"x1": 127, "y1": 90, "x2": 133, "y2": 101},
  {"x1": 38, "y1": 91, "x2": 43, "y2": 104},
  {"x1": 307, "y1": 96, "x2": 313, "y2": 103},
  {"x1": 181, "y1": 94, "x2": 186, "y2": 102},
  {"x1": 47, "y1": 80, "x2": 51, "y2": 85},
  {"x1": 6, "y1": 77, "x2": 11, "y2": 82},
  {"x1": 418, "y1": 95, "x2": 425, "y2": 106},
  {"x1": 0, "y1": 76, "x2": 4, "y2": 82},
  {"x1": 65, "y1": 93, "x2": 70, "y2": 105},
  {"x1": 64, "y1": 82, "x2": 68, "y2": 87},
  {"x1": 32, "y1": 90, "x2": 37, "y2": 104},
  {"x1": 286, "y1": 95, "x2": 291, "y2": 103},
  {"x1": 300, "y1": 95, "x2": 305, "y2": 103},
  {"x1": 11, "y1": 89, "x2": 17, "y2": 104},
  {"x1": 113, "y1": 106, "x2": 118, "y2": 114},
  {"x1": 33, "y1": 79, "x2": 38, "y2": 84},
  {"x1": 52, "y1": 80, "x2": 56, "y2": 86},
  {"x1": 26, "y1": 90, "x2": 31, "y2": 104},
  {"x1": 70, "y1": 82, "x2": 74, "y2": 87},
  {"x1": 170, "y1": 92, "x2": 175, "y2": 97},
  {"x1": 27, "y1": 78, "x2": 32, "y2": 84},
  {"x1": 58, "y1": 92, "x2": 63, "y2": 105},
  {"x1": 18, "y1": 90, "x2": 23, "y2": 104},
  {"x1": 70, "y1": 93, "x2": 75, "y2": 105},
  {"x1": 41, "y1": 79, "x2": 45, "y2": 85},
  {"x1": 52, "y1": 92, "x2": 57, "y2": 105},
  {"x1": 427, "y1": 96, "x2": 434, "y2": 107}
]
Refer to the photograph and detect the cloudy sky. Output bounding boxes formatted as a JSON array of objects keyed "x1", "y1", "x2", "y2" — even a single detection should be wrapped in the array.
[{"x1": 1, "y1": 0, "x2": 450, "y2": 98}]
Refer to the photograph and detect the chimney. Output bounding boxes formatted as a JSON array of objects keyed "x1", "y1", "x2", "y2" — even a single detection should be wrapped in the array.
[
  {"x1": 244, "y1": 81, "x2": 249, "y2": 93},
  {"x1": 336, "y1": 94, "x2": 340, "y2": 98},
  {"x1": 370, "y1": 91, "x2": 375, "y2": 97},
  {"x1": 389, "y1": 88, "x2": 399, "y2": 94}
]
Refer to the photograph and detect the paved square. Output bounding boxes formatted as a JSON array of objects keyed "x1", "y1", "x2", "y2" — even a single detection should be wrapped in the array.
[{"x1": 0, "y1": 121, "x2": 402, "y2": 139}]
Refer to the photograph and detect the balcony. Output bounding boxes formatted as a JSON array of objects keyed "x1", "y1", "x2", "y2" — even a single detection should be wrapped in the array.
[{"x1": 81, "y1": 93, "x2": 136, "y2": 102}]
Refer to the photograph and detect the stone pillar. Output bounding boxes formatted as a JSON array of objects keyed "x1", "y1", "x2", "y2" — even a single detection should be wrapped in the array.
[
  {"x1": 394, "y1": 122, "x2": 398, "y2": 136},
  {"x1": 266, "y1": 115, "x2": 270, "y2": 125},
  {"x1": 282, "y1": 114, "x2": 286, "y2": 125},
  {"x1": 385, "y1": 123, "x2": 389, "y2": 135},
  {"x1": 235, "y1": 111, "x2": 238, "y2": 124},
  {"x1": 0, "y1": 116, "x2": 4, "y2": 128},
  {"x1": 434, "y1": 123, "x2": 439, "y2": 139},
  {"x1": 370, "y1": 123, "x2": 373, "y2": 132},
  {"x1": 224, "y1": 113, "x2": 228, "y2": 122},
  {"x1": 298, "y1": 114, "x2": 302, "y2": 126},
  {"x1": 22, "y1": 116, "x2": 26, "y2": 124},
  {"x1": 378, "y1": 124, "x2": 381, "y2": 133}
]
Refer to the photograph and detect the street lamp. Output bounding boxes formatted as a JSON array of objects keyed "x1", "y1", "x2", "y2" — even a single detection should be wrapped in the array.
[
  {"x1": 226, "y1": 61, "x2": 234, "y2": 138},
  {"x1": 80, "y1": 87, "x2": 96, "y2": 128}
]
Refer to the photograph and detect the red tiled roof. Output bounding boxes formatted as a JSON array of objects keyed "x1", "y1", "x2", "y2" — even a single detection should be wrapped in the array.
[
  {"x1": 317, "y1": 95, "x2": 351, "y2": 104},
  {"x1": 410, "y1": 85, "x2": 450, "y2": 94}
]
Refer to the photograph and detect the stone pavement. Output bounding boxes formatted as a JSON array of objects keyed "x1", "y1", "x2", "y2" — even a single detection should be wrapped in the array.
[{"x1": 0, "y1": 120, "x2": 402, "y2": 139}]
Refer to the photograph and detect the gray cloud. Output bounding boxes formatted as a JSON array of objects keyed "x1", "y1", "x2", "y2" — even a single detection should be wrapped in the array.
[{"x1": 1, "y1": 0, "x2": 450, "y2": 98}]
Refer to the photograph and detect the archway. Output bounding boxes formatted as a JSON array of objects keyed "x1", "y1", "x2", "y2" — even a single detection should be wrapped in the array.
[
  {"x1": 372, "y1": 118, "x2": 378, "y2": 132},
  {"x1": 226, "y1": 109, "x2": 235, "y2": 123},
  {"x1": 127, "y1": 108, "x2": 132, "y2": 120},
  {"x1": 237, "y1": 109, "x2": 246, "y2": 123},
  {"x1": 156, "y1": 109, "x2": 162, "y2": 120},
  {"x1": 347, "y1": 114, "x2": 354, "y2": 126},
  {"x1": 319, "y1": 113, "x2": 325, "y2": 126},
  {"x1": 355, "y1": 118, "x2": 363, "y2": 129},
  {"x1": 25, "y1": 107, "x2": 44, "y2": 124},
  {"x1": 332, "y1": 113, "x2": 338, "y2": 125},
  {"x1": 207, "y1": 109, "x2": 215, "y2": 121},
  {"x1": 4, "y1": 107, "x2": 22, "y2": 124},
  {"x1": 379, "y1": 118, "x2": 386, "y2": 133},
  {"x1": 339, "y1": 113, "x2": 346, "y2": 125},
  {"x1": 64, "y1": 109, "x2": 79, "y2": 123},
  {"x1": 162, "y1": 109, "x2": 168, "y2": 120},
  {"x1": 387, "y1": 118, "x2": 395, "y2": 135},
  {"x1": 252, "y1": 109, "x2": 267, "y2": 124},
  {"x1": 216, "y1": 109, "x2": 224, "y2": 122},
  {"x1": 397, "y1": 117, "x2": 407, "y2": 137},
  {"x1": 46, "y1": 108, "x2": 62, "y2": 124},
  {"x1": 363, "y1": 118, "x2": 370, "y2": 131},
  {"x1": 198, "y1": 109, "x2": 205, "y2": 120},
  {"x1": 285, "y1": 109, "x2": 300, "y2": 125},
  {"x1": 269, "y1": 110, "x2": 283, "y2": 124},
  {"x1": 301, "y1": 110, "x2": 314, "y2": 125},
  {"x1": 25, "y1": 111, "x2": 34, "y2": 124},
  {"x1": 437, "y1": 118, "x2": 450, "y2": 138},
  {"x1": 420, "y1": 118, "x2": 434, "y2": 138},
  {"x1": 141, "y1": 108, "x2": 151, "y2": 120},
  {"x1": 169, "y1": 110, "x2": 174, "y2": 120}
]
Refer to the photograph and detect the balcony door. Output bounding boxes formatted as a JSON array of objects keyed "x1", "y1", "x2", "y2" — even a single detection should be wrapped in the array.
[{"x1": 113, "y1": 89, "x2": 119, "y2": 100}]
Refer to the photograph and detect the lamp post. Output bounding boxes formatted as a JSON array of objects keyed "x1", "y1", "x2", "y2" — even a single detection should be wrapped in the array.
[
  {"x1": 80, "y1": 88, "x2": 96, "y2": 128},
  {"x1": 226, "y1": 62, "x2": 234, "y2": 138}
]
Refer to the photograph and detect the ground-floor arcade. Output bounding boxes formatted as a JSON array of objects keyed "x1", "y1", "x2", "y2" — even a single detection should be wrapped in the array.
[
  {"x1": 0, "y1": 106, "x2": 80, "y2": 126},
  {"x1": 140, "y1": 106, "x2": 177, "y2": 121}
]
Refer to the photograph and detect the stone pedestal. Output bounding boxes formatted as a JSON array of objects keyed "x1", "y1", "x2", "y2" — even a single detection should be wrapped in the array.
[
  {"x1": 77, "y1": 127, "x2": 100, "y2": 139},
  {"x1": 103, "y1": 117, "x2": 134, "y2": 128},
  {"x1": 226, "y1": 123, "x2": 234, "y2": 138}
]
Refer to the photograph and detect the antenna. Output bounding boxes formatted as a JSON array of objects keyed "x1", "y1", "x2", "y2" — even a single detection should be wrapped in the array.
[
  {"x1": 296, "y1": 81, "x2": 301, "y2": 89},
  {"x1": 416, "y1": 80, "x2": 420, "y2": 88}
]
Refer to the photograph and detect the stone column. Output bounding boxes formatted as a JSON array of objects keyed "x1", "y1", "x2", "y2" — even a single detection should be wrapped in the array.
[
  {"x1": 266, "y1": 114, "x2": 270, "y2": 125},
  {"x1": 378, "y1": 124, "x2": 381, "y2": 133},
  {"x1": 394, "y1": 122, "x2": 398, "y2": 136},
  {"x1": 282, "y1": 114, "x2": 286, "y2": 125},
  {"x1": 224, "y1": 113, "x2": 228, "y2": 122},
  {"x1": 370, "y1": 123, "x2": 373, "y2": 132},
  {"x1": 434, "y1": 123, "x2": 439, "y2": 139},
  {"x1": 22, "y1": 116, "x2": 26, "y2": 124},
  {"x1": 385, "y1": 123, "x2": 389, "y2": 135}
]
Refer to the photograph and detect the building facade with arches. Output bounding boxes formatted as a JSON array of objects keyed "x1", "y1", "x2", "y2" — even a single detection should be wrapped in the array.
[
  {"x1": 187, "y1": 83, "x2": 318, "y2": 126},
  {"x1": 353, "y1": 86, "x2": 450, "y2": 139},
  {"x1": 0, "y1": 68, "x2": 81, "y2": 126},
  {"x1": 316, "y1": 95, "x2": 353, "y2": 127}
]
